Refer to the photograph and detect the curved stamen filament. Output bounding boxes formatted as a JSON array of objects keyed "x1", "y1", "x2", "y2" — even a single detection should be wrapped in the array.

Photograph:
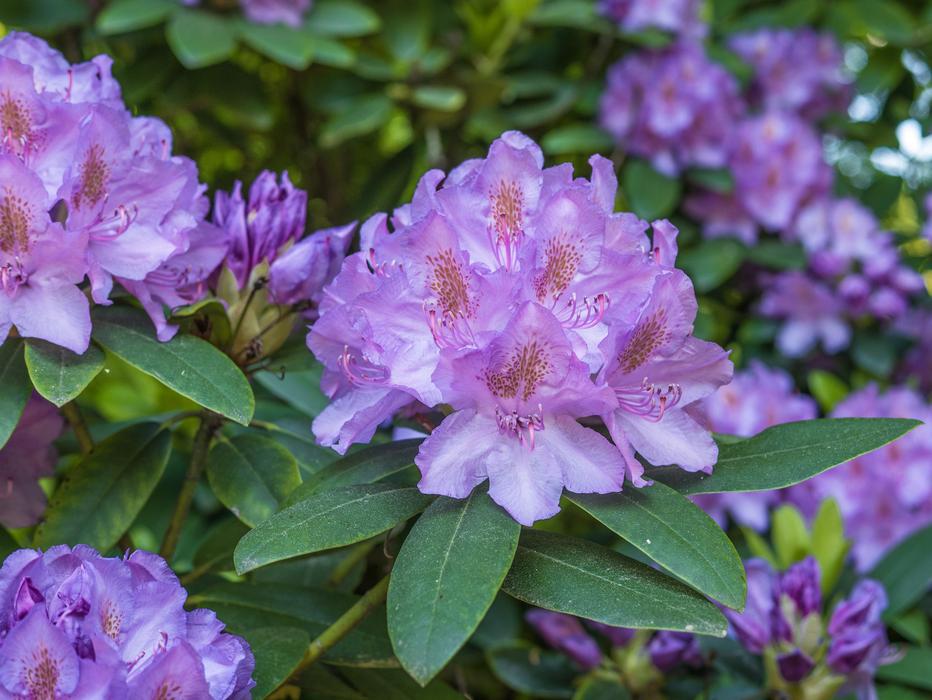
[
  {"x1": 339, "y1": 345, "x2": 390, "y2": 386},
  {"x1": 554, "y1": 292, "x2": 610, "y2": 329},
  {"x1": 424, "y1": 302, "x2": 476, "y2": 350},
  {"x1": 496, "y1": 405, "x2": 545, "y2": 449},
  {"x1": 615, "y1": 379, "x2": 682, "y2": 422},
  {"x1": 88, "y1": 204, "x2": 138, "y2": 241}
]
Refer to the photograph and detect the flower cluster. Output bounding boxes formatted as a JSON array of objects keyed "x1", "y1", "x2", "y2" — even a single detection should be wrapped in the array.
[
  {"x1": 598, "y1": 0, "x2": 705, "y2": 37},
  {"x1": 0, "y1": 396, "x2": 62, "y2": 529},
  {"x1": 599, "y1": 42, "x2": 744, "y2": 176},
  {"x1": 787, "y1": 385, "x2": 932, "y2": 570},
  {"x1": 0, "y1": 546, "x2": 254, "y2": 698},
  {"x1": 730, "y1": 28, "x2": 852, "y2": 121},
  {"x1": 308, "y1": 131, "x2": 732, "y2": 525},
  {"x1": 693, "y1": 362, "x2": 817, "y2": 529},
  {"x1": 527, "y1": 609, "x2": 703, "y2": 679},
  {"x1": 761, "y1": 198, "x2": 923, "y2": 356},
  {"x1": 726, "y1": 557, "x2": 895, "y2": 698},
  {"x1": 0, "y1": 32, "x2": 209, "y2": 352}
]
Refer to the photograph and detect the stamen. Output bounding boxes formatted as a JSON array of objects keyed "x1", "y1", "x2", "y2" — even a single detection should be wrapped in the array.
[
  {"x1": 554, "y1": 292, "x2": 610, "y2": 329},
  {"x1": 339, "y1": 345, "x2": 390, "y2": 386},
  {"x1": 495, "y1": 405, "x2": 545, "y2": 449},
  {"x1": 424, "y1": 302, "x2": 476, "y2": 349},
  {"x1": 488, "y1": 180, "x2": 525, "y2": 271},
  {"x1": 615, "y1": 379, "x2": 682, "y2": 422}
]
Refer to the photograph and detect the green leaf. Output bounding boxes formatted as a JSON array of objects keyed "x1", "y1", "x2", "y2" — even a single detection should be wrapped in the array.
[
  {"x1": 296, "y1": 666, "x2": 365, "y2": 700},
  {"x1": 850, "y1": 0, "x2": 916, "y2": 45},
  {"x1": 0, "y1": 340, "x2": 31, "y2": 450},
  {"x1": 234, "y1": 484, "x2": 433, "y2": 574},
  {"x1": 677, "y1": 238, "x2": 746, "y2": 293},
  {"x1": 687, "y1": 167, "x2": 734, "y2": 194},
  {"x1": 810, "y1": 498, "x2": 849, "y2": 594},
  {"x1": 166, "y1": 9, "x2": 237, "y2": 69},
  {"x1": 92, "y1": 306, "x2": 254, "y2": 426},
  {"x1": 486, "y1": 642, "x2": 576, "y2": 698},
  {"x1": 255, "y1": 365, "x2": 328, "y2": 417},
  {"x1": 869, "y1": 524, "x2": 932, "y2": 619},
  {"x1": 502, "y1": 530, "x2": 727, "y2": 636},
  {"x1": 410, "y1": 86, "x2": 467, "y2": 113},
  {"x1": 621, "y1": 159, "x2": 681, "y2": 221},
  {"x1": 574, "y1": 678, "x2": 631, "y2": 700},
  {"x1": 744, "y1": 241, "x2": 806, "y2": 270},
  {"x1": 306, "y1": 0, "x2": 381, "y2": 37},
  {"x1": 96, "y1": 0, "x2": 176, "y2": 34},
  {"x1": 740, "y1": 527, "x2": 778, "y2": 568},
  {"x1": 388, "y1": 493, "x2": 520, "y2": 685},
  {"x1": 771, "y1": 505, "x2": 811, "y2": 570},
  {"x1": 34, "y1": 423, "x2": 171, "y2": 550},
  {"x1": 288, "y1": 439, "x2": 421, "y2": 502},
  {"x1": 529, "y1": 0, "x2": 615, "y2": 32},
  {"x1": 651, "y1": 418, "x2": 920, "y2": 495},
  {"x1": 207, "y1": 434, "x2": 301, "y2": 527},
  {"x1": 807, "y1": 371, "x2": 849, "y2": 413},
  {"x1": 852, "y1": 332, "x2": 898, "y2": 378},
  {"x1": 541, "y1": 124, "x2": 614, "y2": 156},
  {"x1": 0, "y1": 0, "x2": 89, "y2": 32},
  {"x1": 877, "y1": 647, "x2": 932, "y2": 691},
  {"x1": 242, "y1": 626, "x2": 310, "y2": 699},
  {"x1": 238, "y1": 22, "x2": 316, "y2": 70},
  {"x1": 568, "y1": 483, "x2": 746, "y2": 610},
  {"x1": 320, "y1": 94, "x2": 394, "y2": 148},
  {"x1": 890, "y1": 610, "x2": 929, "y2": 646},
  {"x1": 190, "y1": 581, "x2": 395, "y2": 666},
  {"x1": 339, "y1": 669, "x2": 464, "y2": 699},
  {"x1": 24, "y1": 340, "x2": 105, "y2": 407}
]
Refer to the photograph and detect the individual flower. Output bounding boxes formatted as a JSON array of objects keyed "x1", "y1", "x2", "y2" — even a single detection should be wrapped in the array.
[
  {"x1": 241, "y1": 0, "x2": 312, "y2": 27},
  {"x1": 0, "y1": 396, "x2": 63, "y2": 528},
  {"x1": 759, "y1": 271, "x2": 851, "y2": 357},
  {"x1": 525, "y1": 610, "x2": 603, "y2": 670},
  {"x1": 600, "y1": 42, "x2": 744, "y2": 175},
  {"x1": 730, "y1": 28, "x2": 851, "y2": 121},
  {"x1": 308, "y1": 131, "x2": 732, "y2": 525},
  {"x1": 598, "y1": 0, "x2": 705, "y2": 37},
  {"x1": 787, "y1": 385, "x2": 932, "y2": 570},
  {"x1": 693, "y1": 362, "x2": 817, "y2": 529},
  {"x1": 268, "y1": 222, "x2": 356, "y2": 308},
  {"x1": 0, "y1": 546, "x2": 255, "y2": 698},
  {"x1": 895, "y1": 309, "x2": 932, "y2": 393},
  {"x1": 645, "y1": 631, "x2": 703, "y2": 672}
]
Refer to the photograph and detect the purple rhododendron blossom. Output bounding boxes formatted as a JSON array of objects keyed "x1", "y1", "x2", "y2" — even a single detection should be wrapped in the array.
[
  {"x1": 0, "y1": 396, "x2": 63, "y2": 529},
  {"x1": 600, "y1": 42, "x2": 743, "y2": 175},
  {"x1": 730, "y1": 28, "x2": 851, "y2": 120},
  {"x1": 308, "y1": 131, "x2": 732, "y2": 524},
  {"x1": 693, "y1": 362, "x2": 817, "y2": 529},
  {"x1": 0, "y1": 546, "x2": 255, "y2": 698},
  {"x1": 268, "y1": 222, "x2": 356, "y2": 308},
  {"x1": 241, "y1": 0, "x2": 312, "y2": 27},
  {"x1": 598, "y1": 0, "x2": 705, "y2": 37},
  {"x1": 525, "y1": 610, "x2": 603, "y2": 670},
  {"x1": 759, "y1": 271, "x2": 851, "y2": 357},
  {"x1": 787, "y1": 385, "x2": 932, "y2": 569},
  {"x1": 646, "y1": 631, "x2": 703, "y2": 672}
]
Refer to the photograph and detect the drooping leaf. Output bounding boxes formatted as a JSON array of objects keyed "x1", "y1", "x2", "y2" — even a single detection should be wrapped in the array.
[
  {"x1": 242, "y1": 626, "x2": 310, "y2": 699},
  {"x1": 678, "y1": 238, "x2": 746, "y2": 293},
  {"x1": 0, "y1": 340, "x2": 31, "y2": 450},
  {"x1": 502, "y1": 530, "x2": 727, "y2": 636},
  {"x1": 568, "y1": 483, "x2": 746, "y2": 610},
  {"x1": 92, "y1": 306, "x2": 254, "y2": 425},
  {"x1": 34, "y1": 423, "x2": 171, "y2": 550},
  {"x1": 651, "y1": 418, "x2": 919, "y2": 495},
  {"x1": 166, "y1": 9, "x2": 237, "y2": 68},
  {"x1": 24, "y1": 340, "x2": 105, "y2": 407},
  {"x1": 206, "y1": 434, "x2": 301, "y2": 527},
  {"x1": 388, "y1": 493, "x2": 520, "y2": 685},
  {"x1": 96, "y1": 0, "x2": 176, "y2": 34},
  {"x1": 486, "y1": 642, "x2": 576, "y2": 699},
  {"x1": 190, "y1": 581, "x2": 395, "y2": 666},
  {"x1": 235, "y1": 484, "x2": 433, "y2": 573},
  {"x1": 869, "y1": 525, "x2": 932, "y2": 619}
]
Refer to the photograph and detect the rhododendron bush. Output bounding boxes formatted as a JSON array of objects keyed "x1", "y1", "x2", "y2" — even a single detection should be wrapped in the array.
[{"x1": 0, "y1": 0, "x2": 929, "y2": 698}]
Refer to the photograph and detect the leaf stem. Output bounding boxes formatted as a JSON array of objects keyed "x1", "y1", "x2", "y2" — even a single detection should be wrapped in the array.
[
  {"x1": 159, "y1": 413, "x2": 221, "y2": 561},
  {"x1": 283, "y1": 573, "x2": 391, "y2": 686},
  {"x1": 61, "y1": 401, "x2": 94, "y2": 455},
  {"x1": 325, "y1": 540, "x2": 377, "y2": 587}
]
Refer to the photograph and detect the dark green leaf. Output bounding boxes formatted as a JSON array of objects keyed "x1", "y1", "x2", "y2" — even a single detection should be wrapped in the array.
[
  {"x1": 0, "y1": 0, "x2": 88, "y2": 32},
  {"x1": 24, "y1": 340, "x2": 105, "y2": 407},
  {"x1": 852, "y1": 333, "x2": 898, "y2": 378},
  {"x1": 255, "y1": 364, "x2": 328, "y2": 417},
  {"x1": 869, "y1": 525, "x2": 932, "y2": 619},
  {"x1": 502, "y1": 530, "x2": 727, "y2": 636},
  {"x1": 289, "y1": 439, "x2": 421, "y2": 502},
  {"x1": 92, "y1": 306, "x2": 254, "y2": 425},
  {"x1": 877, "y1": 647, "x2": 932, "y2": 691},
  {"x1": 0, "y1": 340, "x2": 31, "y2": 450},
  {"x1": 190, "y1": 582, "x2": 394, "y2": 666},
  {"x1": 207, "y1": 434, "x2": 301, "y2": 527},
  {"x1": 678, "y1": 238, "x2": 746, "y2": 293},
  {"x1": 96, "y1": 0, "x2": 176, "y2": 34},
  {"x1": 850, "y1": 0, "x2": 916, "y2": 45},
  {"x1": 621, "y1": 159, "x2": 681, "y2": 221},
  {"x1": 339, "y1": 669, "x2": 464, "y2": 699},
  {"x1": 235, "y1": 484, "x2": 433, "y2": 573},
  {"x1": 297, "y1": 666, "x2": 365, "y2": 700},
  {"x1": 192, "y1": 517, "x2": 250, "y2": 574},
  {"x1": 486, "y1": 642, "x2": 576, "y2": 698},
  {"x1": 320, "y1": 94, "x2": 394, "y2": 148},
  {"x1": 568, "y1": 483, "x2": 746, "y2": 610},
  {"x1": 306, "y1": 0, "x2": 381, "y2": 37},
  {"x1": 529, "y1": 0, "x2": 615, "y2": 32},
  {"x1": 166, "y1": 9, "x2": 237, "y2": 69},
  {"x1": 574, "y1": 678, "x2": 631, "y2": 700},
  {"x1": 541, "y1": 124, "x2": 614, "y2": 156},
  {"x1": 243, "y1": 626, "x2": 310, "y2": 699},
  {"x1": 651, "y1": 418, "x2": 920, "y2": 495},
  {"x1": 472, "y1": 595, "x2": 523, "y2": 650},
  {"x1": 744, "y1": 241, "x2": 806, "y2": 270},
  {"x1": 34, "y1": 423, "x2": 171, "y2": 550},
  {"x1": 238, "y1": 22, "x2": 316, "y2": 70},
  {"x1": 687, "y1": 167, "x2": 734, "y2": 194},
  {"x1": 389, "y1": 493, "x2": 520, "y2": 684}
]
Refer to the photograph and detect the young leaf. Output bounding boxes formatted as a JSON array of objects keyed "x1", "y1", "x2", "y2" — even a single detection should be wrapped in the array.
[
  {"x1": 771, "y1": 505, "x2": 811, "y2": 570},
  {"x1": 92, "y1": 306, "x2": 254, "y2": 425},
  {"x1": 238, "y1": 22, "x2": 316, "y2": 70},
  {"x1": 96, "y1": 0, "x2": 176, "y2": 34},
  {"x1": 306, "y1": 0, "x2": 381, "y2": 37},
  {"x1": 206, "y1": 434, "x2": 301, "y2": 527},
  {"x1": 810, "y1": 498, "x2": 849, "y2": 594},
  {"x1": 652, "y1": 418, "x2": 920, "y2": 494},
  {"x1": 24, "y1": 339, "x2": 105, "y2": 407},
  {"x1": 502, "y1": 530, "x2": 727, "y2": 637},
  {"x1": 234, "y1": 484, "x2": 434, "y2": 574},
  {"x1": 568, "y1": 483, "x2": 746, "y2": 611},
  {"x1": 242, "y1": 626, "x2": 310, "y2": 699},
  {"x1": 388, "y1": 492, "x2": 520, "y2": 685},
  {"x1": 0, "y1": 340, "x2": 31, "y2": 450},
  {"x1": 34, "y1": 423, "x2": 171, "y2": 550},
  {"x1": 869, "y1": 524, "x2": 932, "y2": 619},
  {"x1": 190, "y1": 581, "x2": 394, "y2": 666}
]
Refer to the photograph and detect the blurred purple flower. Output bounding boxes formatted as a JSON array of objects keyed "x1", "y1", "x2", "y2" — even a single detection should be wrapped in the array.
[
  {"x1": 526, "y1": 610, "x2": 603, "y2": 670},
  {"x1": 759, "y1": 271, "x2": 851, "y2": 357},
  {"x1": 241, "y1": 0, "x2": 312, "y2": 27},
  {"x1": 0, "y1": 396, "x2": 62, "y2": 529},
  {"x1": 0, "y1": 546, "x2": 255, "y2": 698},
  {"x1": 268, "y1": 221, "x2": 356, "y2": 307},
  {"x1": 646, "y1": 631, "x2": 703, "y2": 672},
  {"x1": 598, "y1": 0, "x2": 705, "y2": 37}
]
